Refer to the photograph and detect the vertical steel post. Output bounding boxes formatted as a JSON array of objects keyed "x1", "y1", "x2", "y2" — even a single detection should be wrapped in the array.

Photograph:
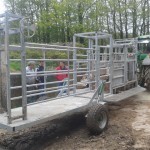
[
  {"x1": 0, "y1": 29, "x2": 2, "y2": 110},
  {"x1": 109, "y1": 35, "x2": 114, "y2": 94},
  {"x1": 43, "y1": 49, "x2": 46, "y2": 91},
  {"x1": 124, "y1": 46, "x2": 128, "y2": 85},
  {"x1": 88, "y1": 39, "x2": 91, "y2": 90},
  {"x1": 67, "y1": 47, "x2": 70, "y2": 95},
  {"x1": 91, "y1": 39, "x2": 95, "y2": 90},
  {"x1": 73, "y1": 36, "x2": 77, "y2": 94},
  {"x1": 95, "y1": 32, "x2": 99, "y2": 89},
  {"x1": 20, "y1": 20, "x2": 27, "y2": 120},
  {"x1": 5, "y1": 13, "x2": 12, "y2": 124},
  {"x1": 134, "y1": 40, "x2": 138, "y2": 86},
  {"x1": 132, "y1": 61, "x2": 134, "y2": 81}
]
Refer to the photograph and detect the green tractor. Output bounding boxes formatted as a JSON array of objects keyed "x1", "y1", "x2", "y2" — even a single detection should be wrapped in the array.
[{"x1": 137, "y1": 35, "x2": 150, "y2": 90}]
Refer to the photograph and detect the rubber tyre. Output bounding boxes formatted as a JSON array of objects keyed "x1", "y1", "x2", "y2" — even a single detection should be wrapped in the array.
[
  {"x1": 137, "y1": 72, "x2": 145, "y2": 87},
  {"x1": 145, "y1": 66, "x2": 150, "y2": 91},
  {"x1": 86, "y1": 104, "x2": 109, "y2": 134}
]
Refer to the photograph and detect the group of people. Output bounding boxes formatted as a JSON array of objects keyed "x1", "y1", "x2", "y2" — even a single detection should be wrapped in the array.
[{"x1": 26, "y1": 61, "x2": 68, "y2": 103}]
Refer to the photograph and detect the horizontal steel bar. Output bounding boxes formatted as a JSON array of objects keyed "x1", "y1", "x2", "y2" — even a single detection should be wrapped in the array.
[
  {"x1": 11, "y1": 87, "x2": 72, "y2": 100},
  {"x1": 74, "y1": 31, "x2": 96, "y2": 36},
  {"x1": 113, "y1": 75, "x2": 124, "y2": 79},
  {"x1": 11, "y1": 115, "x2": 23, "y2": 121},
  {"x1": 10, "y1": 58, "x2": 95, "y2": 62},
  {"x1": 76, "y1": 54, "x2": 88, "y2": 56},
  {"x1": 77, "y1": 68, "x2": 87, "y2": 70},
  {"x1": 91, "y1": 35, "x2": 111, "y2": 39},
  {"x1": 99, "y1": 53, "x2": 110, "y2": 55},
  {"x1": 72, "y1": 90, "x2": 94, "y2": 96},
  {"x1": 75, "y1": 31, "x2": 111, "y2": 36},
  {"x1": 77, "y1": 74, "x2": 88, "y2": 77},
  {"x1": 74, "y1": 34, "x2": 93, "y2": 38},
  {"x1": 113, "y1": 68, "x2": 124, "y2": 71},
  {"x1": 25, "y1": 46, "x2": 74, "y2": 51},
  {"x1": 10, "y1": 73, "x2": 21, "y2": 75},
  {"x1": 26, "y1": 79, "x2": 74, "y2": 87},
  {"x1": 26, "y1": 88, "x2": 95, "y2": 106},
  {"x1": 113, "y1": 53, "x2": 125, "y2": 55},
  {"x1": 25, "y1": 71, "x2": 95, "y2": 77},
  {"x1": 26, "y1": 42, "x2": 94, "y2": 50},
  {"x1": 92, "y1": 45, "x2": 110, "y2": 48},
  {"x1": 9, "y1": 45, "x2": 22, "y2": 51},
  {"x1": 37, "y1": 80, "x2": 96, "y2": 93},
  {"x1": 11, "y1": 79, "x2": 74, "y2": 89},
  {"x1": 113, "y1": 43, "x2": 133, "y2": 47},
  {"x1": 27, "y1": 85, "x2": 75, "y2": 94},
  {"x1": 113, "y1": 60, "x2": 124, "y2": 63},
  {"x1": 100, "y1": 74, "x2": 110, "y2": 77},
  {"x1": 10, "y1": 80, "x2": 97, "y2": 100}
]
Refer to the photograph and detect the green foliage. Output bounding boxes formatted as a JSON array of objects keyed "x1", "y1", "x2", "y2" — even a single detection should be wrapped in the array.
[
  {"x1": 10, "y1": 52, "x2": 20, "y2": 59},
  {"x1": 4, "y1": 0, "x2": 150, "y2": 42},
  {"x1": 10, "y1": 49, "x2": 70, "y2": 71},
  {"x1": 46, "y1": 51, "x2": 67, "y2": 59},
  {"x1": 26, "y1": 49, "x2": 42, "y2": 59},
  {"x1": 10, "y1": 62, "x2": 21, "y2": 72}
]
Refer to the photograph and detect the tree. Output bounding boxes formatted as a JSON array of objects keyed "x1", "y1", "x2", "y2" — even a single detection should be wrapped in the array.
[{"x1": 4, "y1": 0, "x2": 150, "y2": 43}]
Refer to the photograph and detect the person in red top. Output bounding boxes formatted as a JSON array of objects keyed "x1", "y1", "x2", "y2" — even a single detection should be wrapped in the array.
[{"x1": 55, "y1": 61, "x2": 68, "y2": 87}]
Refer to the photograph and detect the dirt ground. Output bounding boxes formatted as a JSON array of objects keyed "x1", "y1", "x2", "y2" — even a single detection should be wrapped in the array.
[{"x1": 0, "y1": 90, "x2": 150, "y2": 150}]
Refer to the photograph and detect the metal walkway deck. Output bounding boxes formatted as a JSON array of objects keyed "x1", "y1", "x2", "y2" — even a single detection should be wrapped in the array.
[
  {"x1": 105, "y1": 86, "x2": 146, "y2": 102},
  {"x1": 0, "y1": 86, "x2": 145, "y2": 132}
]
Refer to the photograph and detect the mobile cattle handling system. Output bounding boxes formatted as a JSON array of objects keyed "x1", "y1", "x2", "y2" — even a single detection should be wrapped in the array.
[{"x1": 0, "y1": 12, "x2": 145, "y2": 134}]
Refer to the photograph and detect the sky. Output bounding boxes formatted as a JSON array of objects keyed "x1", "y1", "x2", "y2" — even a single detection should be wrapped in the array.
[{"x1": 0, "y1": 0, "x2": 6, "y2": 14}]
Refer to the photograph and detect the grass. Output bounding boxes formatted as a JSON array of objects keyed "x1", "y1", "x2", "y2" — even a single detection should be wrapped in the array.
[{"x1": 10, "y1": 62, "x2": 21, "y2": 72}]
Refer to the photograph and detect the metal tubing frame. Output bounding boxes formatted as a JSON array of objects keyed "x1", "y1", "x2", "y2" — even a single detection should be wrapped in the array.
[
  {"x1": 10, "y1": 80, "x2": 97, "y2": 101},
  {"x1": 20, "y1": 18, "x2": 27, "y2": 120},
  {"x1": 95, "y1": 32, "x2": 100, "y2": 89},
  {"x1": 73, "y1": 36, "x2": 77, "y2": 94},
  {"x1": 5, "y1": 13, "x2": 12, "y2": 124},
  {"x1": 88, "y1": 39, "x2": 92, "y2": 90},
  {"x1": 2, "y1": 12, "x2": 28, "y2": 123},
  {"x1": 134, "y1": 40, "x2": 138, "y2": 86},
  {"x1": 109, "y1": 35, "x2": 114, "y2": 94},
  {"x1": 124, "y1": 46, "x2": 128, "y2": 84},
  {"x1": 0, "y1": 15, "x2": 139, "y2": 125}
]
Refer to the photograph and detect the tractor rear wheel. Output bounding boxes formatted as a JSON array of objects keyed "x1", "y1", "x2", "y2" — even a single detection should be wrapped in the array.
[
  {"x1": 137, "y1": 72, "x2": 145, "y2": 87},
  {"x1": 145, "y1": 66, "x2": 150, "y2": 91}
]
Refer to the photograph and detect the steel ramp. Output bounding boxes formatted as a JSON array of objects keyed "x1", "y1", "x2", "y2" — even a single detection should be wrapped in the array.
[
  {"x1": 104, "y1": 86, "x2": 145, "y2": 102},
  {"x1": 0, "y1": 92, "x2": 94, "y2": 132},
  {"x1": 0, "y1": 86, "x2": 145, "y2": 132}
]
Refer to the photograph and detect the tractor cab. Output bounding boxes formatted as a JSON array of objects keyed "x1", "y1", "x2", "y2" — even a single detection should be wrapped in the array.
[
  {"x1": 137, "y1": 35, "x2": 150, "y2": 60},
  {"x1": 137, "y1": 35, "x2": 150, "y2": 90}
]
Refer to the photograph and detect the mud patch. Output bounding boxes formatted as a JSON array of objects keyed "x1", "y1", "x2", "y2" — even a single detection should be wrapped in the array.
[
  {"x1": 132, "y1": 103, "x2": 150, "y2": 149},
  {"x1": 0, "y1": 113, "x2": 86, "y2": 150}
]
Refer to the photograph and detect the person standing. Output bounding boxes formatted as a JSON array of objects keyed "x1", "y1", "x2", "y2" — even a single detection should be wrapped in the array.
[
  {"x1": 36, "y1": 60, "x2": 45, "y2": 98},
  {"x1": 26, "y1": 61, "x2": 36, "y2": 103},
  {"x1": 55, "y1": 61, "x2": 68, "y2": 86}
]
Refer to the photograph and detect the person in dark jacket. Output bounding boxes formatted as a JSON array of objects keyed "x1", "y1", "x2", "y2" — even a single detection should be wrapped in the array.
[{"x1": 36, "y1": 60, "x2": 45, "y2": 97}]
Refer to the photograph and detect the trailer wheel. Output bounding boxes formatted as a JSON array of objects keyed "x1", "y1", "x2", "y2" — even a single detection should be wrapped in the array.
[{"x1": 86, "y1": 104, "x2": 109, "y2": 134}]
